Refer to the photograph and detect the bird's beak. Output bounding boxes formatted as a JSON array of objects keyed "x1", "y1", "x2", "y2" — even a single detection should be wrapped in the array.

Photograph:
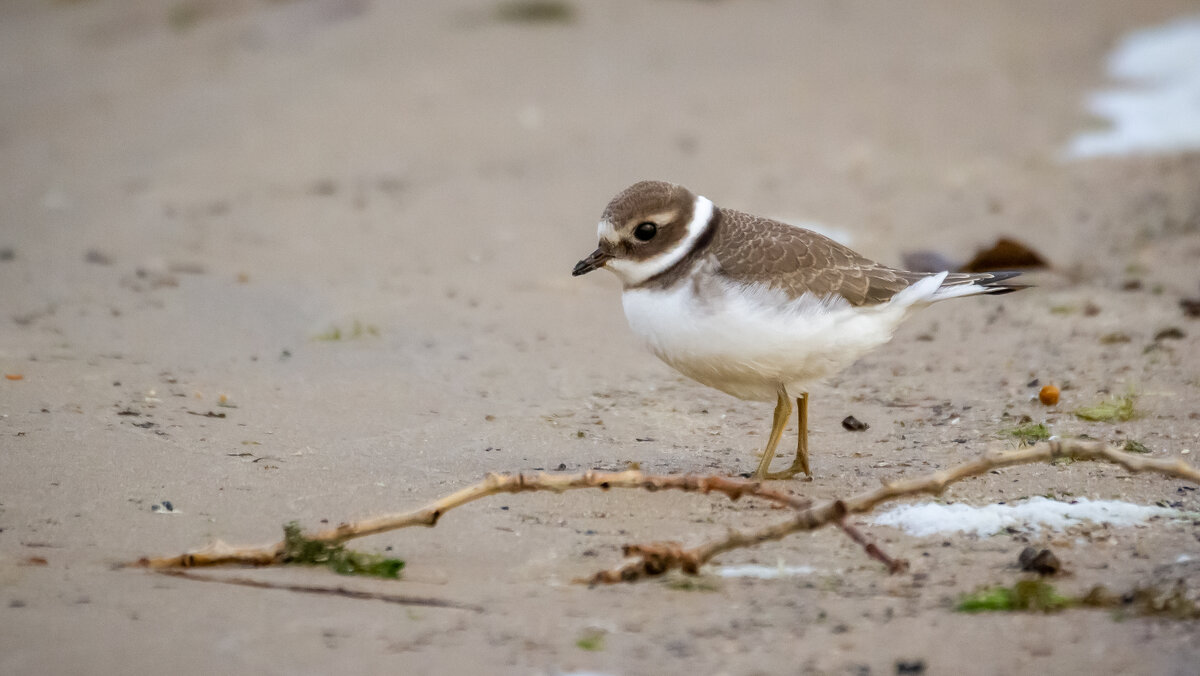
[{"x1": 572, "y1": 248, "x2": 611, "y2": 276}]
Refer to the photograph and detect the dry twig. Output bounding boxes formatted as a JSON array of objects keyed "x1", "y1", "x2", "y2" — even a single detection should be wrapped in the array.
[
  {"x1": 587, "y1": 440, "x2": 1199, "y2": 583},
  {"x1": 130, "y1": 440, "x2": 1199, "y2": 585},
  {"x1": 133, "y1": 472, "x2": 807, "y2": 569}
]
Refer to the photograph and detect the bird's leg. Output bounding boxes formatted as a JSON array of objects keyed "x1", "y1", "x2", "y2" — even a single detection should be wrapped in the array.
[
  {"x1": 763, "y1": 392, "x2": 811, "y2": 480},
  {"x1": 751, "y1": 390, "x2": 793, "y2": 480}
]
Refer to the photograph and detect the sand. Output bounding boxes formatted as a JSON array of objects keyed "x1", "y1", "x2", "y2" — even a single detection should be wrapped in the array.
[{"x1": 2, "y1": 1, "x2": 1199, "y2": 674}]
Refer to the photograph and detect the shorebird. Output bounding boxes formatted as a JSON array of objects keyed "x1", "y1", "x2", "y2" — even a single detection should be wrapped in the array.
[{"x1": 573, "y1": 180, "x2": 1024, "y2": 479}]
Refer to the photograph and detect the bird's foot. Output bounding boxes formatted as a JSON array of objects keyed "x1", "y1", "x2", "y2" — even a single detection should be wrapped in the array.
[{"x1": 752, "y1": 461, "x2": 812, "y2": 481}]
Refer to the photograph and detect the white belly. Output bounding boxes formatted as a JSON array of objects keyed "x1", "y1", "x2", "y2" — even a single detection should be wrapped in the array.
[{"x1": 621, "y1": 280, "x2": 916, "y2": 402}]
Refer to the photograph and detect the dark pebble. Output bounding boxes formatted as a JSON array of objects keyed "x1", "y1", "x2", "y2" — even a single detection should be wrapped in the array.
[
  {"x1": 896, "y1": 659, "x2": 926, "y2": 674},
  {"x1": 1181, "y1": 298, "x2": 1200, "y2": 318},
  {"x1": 1018, "y1": 546, "x2": 1061, "y2": 575},
  {"x1": 842, "y1": 415, "x2": 869, "y2": 432}
]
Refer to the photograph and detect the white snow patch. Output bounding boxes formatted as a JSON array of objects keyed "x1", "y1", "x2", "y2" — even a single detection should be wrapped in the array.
[
  {"x1": 714, "y1": 563, "x2": 818, "y2": 579},
  {"x1": 1066, "y1": 15, "x2": 1200, "y2": 158},
  {"x1": 872, "y1": 497, "x2": 1176, "y2": 537}
]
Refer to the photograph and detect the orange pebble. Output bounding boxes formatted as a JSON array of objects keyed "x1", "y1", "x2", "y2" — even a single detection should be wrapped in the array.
[
  {"x1": 1039, "y1": 384, "x2": 1060, "y2": 406},
  {"x1": 4, "y1": 373, "x2": 23, "y2": 381}
]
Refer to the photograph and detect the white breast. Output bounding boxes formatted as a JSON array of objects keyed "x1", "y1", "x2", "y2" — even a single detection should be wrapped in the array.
[{"x1": 620, "y1": 273, "x2": 943, "y2": 401}]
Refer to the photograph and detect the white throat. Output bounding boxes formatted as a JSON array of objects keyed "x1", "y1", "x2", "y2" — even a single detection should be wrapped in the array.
[{"x1": 604, "y1": 195, "x2": 714, "y2": 288}]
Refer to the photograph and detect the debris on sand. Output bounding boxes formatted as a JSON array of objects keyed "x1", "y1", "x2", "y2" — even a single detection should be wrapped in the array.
[
  {"x1": 314, "y1": 320, "x2": 380, "y2": 341},
  {"x1": 1154, "y1": 326, "x2": 1186, "y2": 341},
  {"x1": 1001, "y1": 422, "x2": 1050, "y2": 443},
  {"x1": 1182, "y1": 297, "x2": 1200, "y2": 318},
  {"x1": 84, "y1": 249, "x2": 113, "y2": 265},
  {"x1": 281, "y1": 522, "x2": 404, "y2": 579},
  {"x1": 957, "y1": 580, "x2": 1071, "y2": 612},
  {"x1": 1123, "y1": 439, "x2": 1151, "y2": 454},
  {"x1": 1018, "y1": 547, "x2": 1062, "y2": 575},
  {"x1": 902, "y1": 237, "x2": 1048, "y2": 274},
  {"x1": 961, "y1": 237, "x2": 1048, "y2": 272},
  {"x1": 959, "y1": 580, "x2": 1200, "y2": 619},
  {"x1": 841, "y1": 415, "x2": 869, "y2": 431},
  {"x1": 574, "y1": 627, "x2": 606, "y2": 651},
  {"x1": 495, "y1": 0, "x2": 575, "y2": 24},
  {"x1": 1038, "y1": 385, "x2": 1060, "y2": 406},
  {"x1": 1075, "y1": 392, "x2": 1138, "y2": 422}
]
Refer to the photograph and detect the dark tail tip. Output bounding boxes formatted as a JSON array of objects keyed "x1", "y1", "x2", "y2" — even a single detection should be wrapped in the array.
[{"x1": 980, "y1": 270, "x2": 1031, "y2": 294}]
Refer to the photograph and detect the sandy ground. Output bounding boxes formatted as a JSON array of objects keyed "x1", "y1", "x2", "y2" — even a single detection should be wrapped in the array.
[{"x1": 2, "y1": 1, "x2": 1200, "y2": 674}]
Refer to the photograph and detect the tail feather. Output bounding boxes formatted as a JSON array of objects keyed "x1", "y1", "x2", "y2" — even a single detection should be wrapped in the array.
[{"x1": 928, "y1": 270, "x2": 1029, "y2": 301}]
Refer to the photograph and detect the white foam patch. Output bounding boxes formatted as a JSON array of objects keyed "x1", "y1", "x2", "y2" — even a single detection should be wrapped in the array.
[
  {"x1": 872, "y1": 497, "x2": 1176, "y2": 537},
  {"x1": 1066, "y1": 14, "x2": 1200, "y2": 158},
  {"x1": 713, "y1": 563, "x2": 818, "y2": 579}
]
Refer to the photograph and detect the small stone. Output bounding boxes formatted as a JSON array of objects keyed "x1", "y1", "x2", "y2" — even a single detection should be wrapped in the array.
[
  {"x1": 1181, "y1": 298, "x2": 1200, "y2": 318},
  {"x1": 84, "y1": 249, "x2": 113, "y2": 265},
  {"x1": 842, "y1": 415, "x2": 869, "y2": 431},
  {"x1": 1018, "y1": 547, "x2": 1061, "y2": 575}
]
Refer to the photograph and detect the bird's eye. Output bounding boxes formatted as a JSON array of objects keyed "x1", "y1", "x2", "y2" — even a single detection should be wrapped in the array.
[{"x1": 633, "y1": 222, "x2": 657, "y2": 242}]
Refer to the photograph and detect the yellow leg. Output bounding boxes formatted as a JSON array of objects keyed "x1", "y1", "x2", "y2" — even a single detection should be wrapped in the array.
[
  {"x1": 763, "y1": 392, "x2": 812, "y2": 480},
  {"x1": 750, "y1": 391, "x2": 792, "y2": 480},
  {"x1": 794, "y1": 393, "x2": 812, "y2": 476}
]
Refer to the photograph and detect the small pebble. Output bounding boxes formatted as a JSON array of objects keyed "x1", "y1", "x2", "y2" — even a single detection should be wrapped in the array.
[
  {"x1": 896, "y1": 659, "x2": 926, "y2": 675},
  {"x1": 1018, "y1": 546, "x2": 1062, "y2": 575},
  {"x1": 842, "y1": 415, "x2": 869, "y2": 431}
]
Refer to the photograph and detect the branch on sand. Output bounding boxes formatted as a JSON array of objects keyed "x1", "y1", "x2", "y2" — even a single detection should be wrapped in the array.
[{"x1": 130, "y1": 440, "x2": 1199, "y2": 585}]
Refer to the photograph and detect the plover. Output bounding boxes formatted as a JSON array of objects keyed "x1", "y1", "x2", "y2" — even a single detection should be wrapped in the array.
[{"x1": 572, "y1": 180, "x2": 1025, "y2": 479}]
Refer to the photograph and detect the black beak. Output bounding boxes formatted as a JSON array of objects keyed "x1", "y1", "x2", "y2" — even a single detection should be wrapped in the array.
[{"x1": 572, "y1": 248, "x2": 611, "y2": 276}]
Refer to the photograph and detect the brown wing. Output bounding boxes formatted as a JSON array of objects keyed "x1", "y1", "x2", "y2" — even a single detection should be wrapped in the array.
[{"x1": 708, "y1": 209, "x2": 927, "y2": 306}]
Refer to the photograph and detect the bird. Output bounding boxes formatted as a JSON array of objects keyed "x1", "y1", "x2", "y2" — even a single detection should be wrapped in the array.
[{"x1": 572, "y1": 180, "x2": 1025, "y2": 480}]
